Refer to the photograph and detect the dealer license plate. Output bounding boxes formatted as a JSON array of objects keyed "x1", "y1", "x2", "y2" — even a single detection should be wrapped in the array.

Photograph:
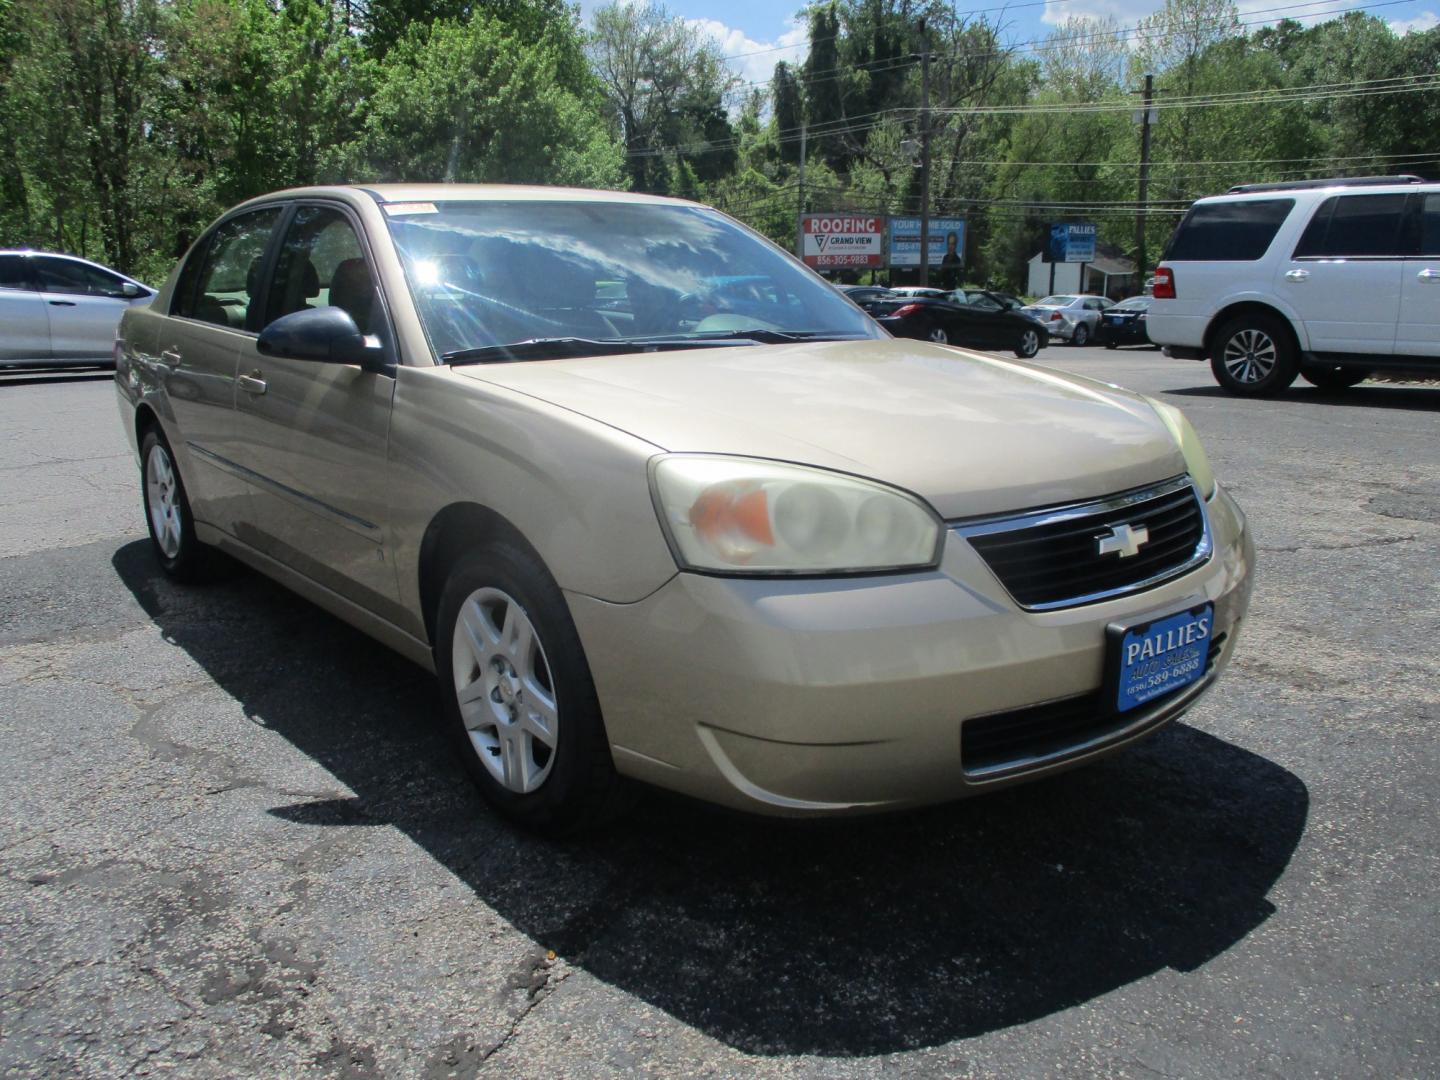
[{"x1": 1110, "y1": 603, "x2": 1214, "y2": 713}]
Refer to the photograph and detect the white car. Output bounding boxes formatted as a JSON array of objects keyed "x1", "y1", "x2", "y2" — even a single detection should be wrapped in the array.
[
  {"x1": 0, "y1": 250, "x2": 154, "y2": 369},
  {"x1": 1021, "y1": 294, "x2": 1114, "y2": 346},
  {"x1": 1146, "y1": 175, "x2": 1440, "y2": 395}
]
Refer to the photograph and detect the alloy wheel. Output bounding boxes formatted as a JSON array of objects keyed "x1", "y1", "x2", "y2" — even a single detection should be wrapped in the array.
[
  {"x1": 1223, "y1": 328, "x2": 1277, "y2": 384},
  {"x1": 1018, "y1": 330, "x2": 1039, "y2": 357},
  {"x1": 145, "y1": 443, "x2": 183, "y2": 559},
  {"x1": 451, "y1": 587, "x2": 559, "y2": 794},
  {"x1": 928, "y1": 327, "x2": 949, "y2": 344}
]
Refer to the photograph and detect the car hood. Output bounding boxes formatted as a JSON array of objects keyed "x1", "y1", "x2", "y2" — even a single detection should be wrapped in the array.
[{"x1": 454, "y1": 338, "x2": 1186, "y2": 518}]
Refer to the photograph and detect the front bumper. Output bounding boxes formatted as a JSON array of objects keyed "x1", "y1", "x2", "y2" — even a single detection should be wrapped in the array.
[{"x1": 568, "y1": 485, "x2": 1254, "y2": 816}]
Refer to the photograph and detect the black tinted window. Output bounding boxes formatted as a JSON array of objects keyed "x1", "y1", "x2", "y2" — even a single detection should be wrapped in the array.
[
  {"x1": 1293, "y1": 194, "x2": 1409, "y2": 258},
  {"x1": 1420, "y1": 194, "x2": 1440, "y2": 257},
  {"x1": 1164, "y1": 199, "x2": 1294, "y2": 261},
  {"x1": 0, "y1": 255, "x2": 31, "y2": 291},
  {"x1": 181, "y1": 208, "x2": 281, "y2": 330},
  {"x1": 34, "y1": 257, "x2": 128, "y2": 297}
]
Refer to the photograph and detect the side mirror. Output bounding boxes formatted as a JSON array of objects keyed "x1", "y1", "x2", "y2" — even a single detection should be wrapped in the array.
[
  {"x1": 120, "y1": 281, "x2": 145, "y2": 299},
  {"x1": 257, "y1": 307, "x2": 392, "y2": 373}
]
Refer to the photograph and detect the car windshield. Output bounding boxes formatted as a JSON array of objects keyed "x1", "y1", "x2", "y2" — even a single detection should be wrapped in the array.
[
  {"x1": 383, "y1": 200, "x2": 882, "y2": 361},
  {"x1": 1034, "y1": 295, "x2": 1077, "y2": 306}
]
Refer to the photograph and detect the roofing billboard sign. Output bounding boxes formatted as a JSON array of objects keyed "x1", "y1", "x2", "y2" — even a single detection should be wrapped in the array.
[{"x1": 800, "y1": 214, "x2": 885, "y2": 269}]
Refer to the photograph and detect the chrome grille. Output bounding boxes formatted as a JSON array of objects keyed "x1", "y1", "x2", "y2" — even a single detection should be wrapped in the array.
[{"x1": 955, "y1": 476, "x2": 1210, "y2": 610}]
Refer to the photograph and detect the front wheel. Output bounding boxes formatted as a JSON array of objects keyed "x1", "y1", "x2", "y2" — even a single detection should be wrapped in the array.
[
  {"x1": 1071, "y1": 322, "x2": 1090, "y2": 347},
  {"x1": 1014, "y1": 328, "x2": 1041, "y2": 359},
  {"x1": 1301, "y1": 365, "x2": 1370, "y2": 390},
  {"x1": 434, "y1": 543, "x2": 629, "y2": 834},
  {"x1": 1210, "y1": 315, "x2": 1299, "y2": 396}
]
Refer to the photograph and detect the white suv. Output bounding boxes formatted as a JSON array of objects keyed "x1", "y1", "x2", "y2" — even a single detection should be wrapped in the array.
[{"x1": 1147, "y1": 176, "x2": 1440, "y2": 395}]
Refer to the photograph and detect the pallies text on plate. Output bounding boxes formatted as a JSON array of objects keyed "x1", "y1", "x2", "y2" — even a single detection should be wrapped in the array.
[{"x1": 1126, "y1": 614, "x2": 1212, "y2": 665}]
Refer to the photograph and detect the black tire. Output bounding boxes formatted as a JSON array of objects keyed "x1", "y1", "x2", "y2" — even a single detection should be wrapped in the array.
[
  {"x1": 1209, "y1": 313, "x2": 1299, "y2": 397},
  {"x1": 1014, "y1": 327, "x2": 1041, "y2": 359},
  {"x1": 1301, "y1": 365, "x2": 1370, "y2": 390},
  {"x1": 139, "y1": 428, "x2": 227, "y2": 583},
  {"x1": 434, "y1": 542, "x2": 631, "y2": 835},
  {"x1": 1071, "y1": 322, "x2": 1090, "y2": 347}
]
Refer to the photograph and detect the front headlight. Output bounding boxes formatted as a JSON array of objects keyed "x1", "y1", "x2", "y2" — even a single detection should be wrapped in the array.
[
  {"x1": 1149, "y1": 400, "x2": 1216, "y2": 499},
  {"x1": 650, "y1": 455, "x2": 944, "y2": 575}
]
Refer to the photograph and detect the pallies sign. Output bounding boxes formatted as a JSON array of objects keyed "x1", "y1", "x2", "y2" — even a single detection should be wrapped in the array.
[{"x1": 800, "y1": 215, "x2": 885, "y2": 269}]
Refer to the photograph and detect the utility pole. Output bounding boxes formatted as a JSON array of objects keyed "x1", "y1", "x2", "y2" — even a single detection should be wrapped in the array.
[
  {"x1": 795, "y1": 123, "x2": 807, "y2": 261},
  {"x1": 1135, "y1": 73, "x2": 1154, "y2": 281},
  {"x1": 918, "y1": 19, "x2": 932, "y2": 287}
]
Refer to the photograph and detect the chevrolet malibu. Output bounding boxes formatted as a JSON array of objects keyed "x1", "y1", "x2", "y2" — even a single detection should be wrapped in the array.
[{"x1": 115, "y1": 185, "x2": 1254, "y2": 833}]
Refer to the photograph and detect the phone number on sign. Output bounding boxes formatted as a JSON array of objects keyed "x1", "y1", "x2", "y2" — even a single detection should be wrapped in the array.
[
  {"x1": 1131, "y1": 657, "x2": 1203, "y2": 692},
  {"x1": 814, "y1": 254, "x2": 881, "y2": 266}
]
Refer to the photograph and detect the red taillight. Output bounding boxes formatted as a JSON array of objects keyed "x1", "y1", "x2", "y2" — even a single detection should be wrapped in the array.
[
  {"x1": 1049, "y1": 311, "x2": 1062, "y2": 321},
  {"x1": 1152, "y1": 266, "x2": 1176, "y2": 299},
  {"x1": 892, "y1": 303, "x2": 922, "y2": 317}
]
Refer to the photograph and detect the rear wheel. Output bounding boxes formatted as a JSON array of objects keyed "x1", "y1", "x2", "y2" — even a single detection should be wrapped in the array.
[
  {"x1": 1071, "y1": 322, "x2": 1090, "y2": 347},
  {"x1": 434, "y1": 542, "x2": 630, "y2": 834},
  {"x1": 1209, "y1": 314, "x2": 1299, "y2": 397},
  {"x1": 927, "y1": 326, "x2": 949, "y2": 344},
  {"x1": 1301, "y1": 365, "x2": 1370, "y2": 390},
  {"x1": 1014, "y1": 328, "x2": 1041, "y2": 359},
  {"x1": 140, "y1": 428, "x2": 227, "y2": 582}
]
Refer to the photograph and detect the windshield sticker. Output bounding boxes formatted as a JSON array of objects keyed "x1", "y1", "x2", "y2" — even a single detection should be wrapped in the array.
[{"x1": 383, "y1": 202, "x2": 438, "y2": 216}]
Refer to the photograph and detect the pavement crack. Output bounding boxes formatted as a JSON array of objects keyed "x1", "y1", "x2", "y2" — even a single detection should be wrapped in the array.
[{"x1": 1258, "y1": 534, "x2": 1419, "y2": 554}]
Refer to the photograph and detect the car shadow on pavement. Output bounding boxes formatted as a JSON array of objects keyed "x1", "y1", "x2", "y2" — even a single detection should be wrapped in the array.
[
  {"x1": 113, "y1": 540, "x2": 1308, "y2": 1058},
  {"x1": 1166, "y1": 383, "x2": 1440, "y2": 411}
]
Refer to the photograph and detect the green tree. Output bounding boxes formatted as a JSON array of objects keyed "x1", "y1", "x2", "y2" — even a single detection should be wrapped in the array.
[{"x1": 360, "y1": 14, "x2": 624, "y2": 188}]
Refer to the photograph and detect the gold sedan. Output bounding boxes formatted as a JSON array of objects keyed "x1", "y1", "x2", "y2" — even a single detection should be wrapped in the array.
[{"x1": 115, "y1": 185, "x2": 1253, "y2": 833}]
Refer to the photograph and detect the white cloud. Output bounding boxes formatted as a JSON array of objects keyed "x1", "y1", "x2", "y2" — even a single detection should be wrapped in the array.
[
  {"x1": 1389, "y1": 9, "x2": 1439, "y2": 32},
  {"x1": 684, "y1": 15, "x2": 810, "y2": 88}
]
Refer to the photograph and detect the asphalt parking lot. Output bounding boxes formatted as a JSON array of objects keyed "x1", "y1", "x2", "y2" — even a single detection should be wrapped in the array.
[{"x1": 2, "y1": 347, "x2": 1437, "y2": 1078}]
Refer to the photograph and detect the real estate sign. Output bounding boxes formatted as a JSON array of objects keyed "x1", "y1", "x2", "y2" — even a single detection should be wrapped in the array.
[{"x1": 888, "y1": 217, "x2": 966, "y2": 268}]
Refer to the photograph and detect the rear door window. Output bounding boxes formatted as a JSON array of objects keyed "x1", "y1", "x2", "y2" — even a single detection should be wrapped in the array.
[
  {"x1": 179, "y1": 207, "x2": 282, "y2": 330},
  {"x1": 1418, "y1": 193, "x2": 1440, "y2": 257},
  {"x1": 1293, "y1": 194, "x2": 1410, "y2": 258},
  {"x1": 1163, "y1": 199, "x2": 1294, "y2": 261}
]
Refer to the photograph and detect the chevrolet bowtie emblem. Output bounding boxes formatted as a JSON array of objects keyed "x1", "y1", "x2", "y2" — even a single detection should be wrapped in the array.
[{"x1": 1097, "y1": 523, "x2": 1149, "y2": 559}]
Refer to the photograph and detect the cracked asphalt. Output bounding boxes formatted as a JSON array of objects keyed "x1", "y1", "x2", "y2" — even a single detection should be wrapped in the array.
[{"x1": 1, "y1": 351, "x2": 1437, "y2": 1078}]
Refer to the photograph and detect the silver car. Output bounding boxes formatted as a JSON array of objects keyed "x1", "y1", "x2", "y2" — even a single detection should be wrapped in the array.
[
  {"x1": 1022, "y1": 294, "x2": 1115, "y2": 346},
  {"x1": 115, "y1": 185, "x2": 1253, "y2": 833},
  {"x1": 1, "y1": 250, "x2": 153, "y2": 369}
]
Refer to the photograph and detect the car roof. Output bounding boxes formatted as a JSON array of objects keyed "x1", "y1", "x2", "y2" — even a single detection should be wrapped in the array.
[
  {"x1": 1191, "y1": 179, "x2": 1436, "y2": 206},
  {"x1": 229, "y1": 183, "x2": 700, "y2": 211}
]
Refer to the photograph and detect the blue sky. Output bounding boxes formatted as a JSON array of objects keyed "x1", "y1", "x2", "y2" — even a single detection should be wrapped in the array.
[{"x1": 581, "y1": 0, "x2": 1440, "y2": 89}]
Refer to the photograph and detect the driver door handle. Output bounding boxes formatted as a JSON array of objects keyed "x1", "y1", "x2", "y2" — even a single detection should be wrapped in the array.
[
  {"x1": 160, "y1": 348, "x2": 182, "y2": 368},
  {"x1": 48, "y1": 299, "x2": 77, "y2": 306},
  {"x1": 238, "y1": 372, "x2": 267, "y2": 395},
  {"x1": 1419, "y1": 268, "x2": 1440, "y2": 283},
  {"x1": 1284, "y1": 269, "x2": 1309, "y2": 282}
]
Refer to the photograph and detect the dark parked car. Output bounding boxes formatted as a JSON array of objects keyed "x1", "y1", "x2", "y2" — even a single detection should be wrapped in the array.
[
  {"x1": 1097, "y1": 297, "x2": 1154, "y2": 349},
  {"x1": 838, "y1": 284, "x2": 896, "y2": 306},
  {"x1": 870, "y1": 290, "x2": 1049, "y2": 358}
]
